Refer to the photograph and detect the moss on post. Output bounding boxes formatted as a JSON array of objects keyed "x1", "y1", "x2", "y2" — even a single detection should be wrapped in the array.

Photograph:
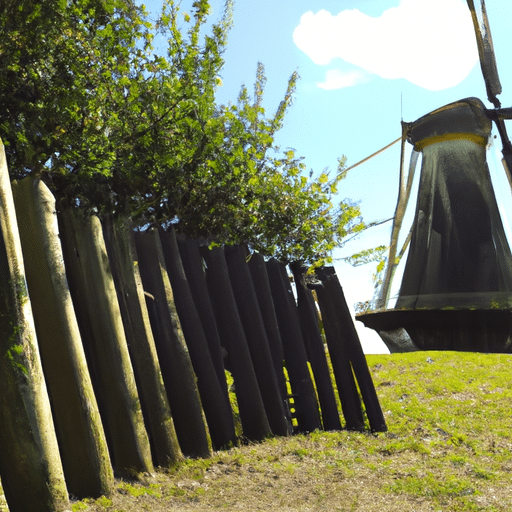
[
  {"x1": 12, "y1": 176, "x2": 114, "y2": 498},
  {"x1": 58, "y1": 208, "x2": 154, "y2": 478},
  {"x1": 0, "y1": 142, "x2": 69, "y2": 512}
]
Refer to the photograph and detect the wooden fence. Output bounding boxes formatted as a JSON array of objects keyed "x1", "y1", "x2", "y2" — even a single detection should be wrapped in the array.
[{"x1": 0, "y1": 144, "x2": 386, "y2": 512}]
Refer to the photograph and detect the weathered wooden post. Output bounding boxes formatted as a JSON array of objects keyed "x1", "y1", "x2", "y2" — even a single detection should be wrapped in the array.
[
  {"x1": 247, "y1": 252, "x2": 290, "y2": 416},
  {"x1": 103, "y1": 217, "x2": 183, "y2": 467},
  {"x1": 201, "y1": 245, "x2": 272, "y2": 442},
  {"x1": 176, "y1": 236, "x2": 229, "y2": 403},
  {"x1": 225, "y1": 246, "x2": 291, "y2": 437},
  {"x1": 266, "y1": 258, "x2": 322, "y2": 433},
  {"x1": 312, "y1": 267, "x2": 365, "y2": 431},
  {"x1": 0, "y1": 143, "x2": 69, "y2": 512},
  {"x1": 315, "y1": 267, "x2": 387, "y2": 432},
  {"x1": 134, "y1": 229, "x2": 211, "y2": 459},
  {"x1": 290, "y1": 261, "x2": 342, "y2": 431},
  {"x1": 58, "y1": 208, "x2": 154, "y2": 477},
  {"x1": 159, "y1": 228, "x2": 237, "y2": 450},
  {"x1": 12, "y1": 176, "x2": 114, "y2": 498}
]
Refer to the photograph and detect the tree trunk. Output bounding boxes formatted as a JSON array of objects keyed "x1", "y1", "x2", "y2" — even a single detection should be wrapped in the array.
[
  {"x1": 11, "y1": 176, "x2": 114, "y2": 498},
  {"x1": 290, "y1": 261, "x2": 341, "y2": 431},
  {"x1": 201, "y1": 245, "x2": 272, "y2": 442},
  {"x1": 58, "y1": 208, "x2": 154, "y2": 477},
  {"x1": 102, "y1": 217, "x2": 183, "y2": 467},
  {"x1": 265, "y1": 259, "x2": 322, "y2": 433},
  {"x1": 225, "y1": 246, "x2": 291, "y2": 437},
  {"x1": 134, "y1": 230, "x2": 211, "y2": 459},
  {"x1": 159, "y1": 228, "x2": 237, "y2": 450},
  {"x1": 315, "y1": 267, "x2": 387, "y2": 432},
  {"x1": 0, "y1": 144, "x2": 69, "y2": 512}
]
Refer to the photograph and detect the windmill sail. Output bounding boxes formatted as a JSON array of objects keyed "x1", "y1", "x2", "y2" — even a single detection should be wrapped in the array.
[{"x1": 467, "y1": 0, "x2": 502, "y2": 107}]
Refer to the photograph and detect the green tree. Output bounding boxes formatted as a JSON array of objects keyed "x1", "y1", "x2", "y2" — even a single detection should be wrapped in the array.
[
  {"x1": 0, "y1": 0, "x2": 233, "y2": 213},
  {"x1": 149, "y1": 58, "x2": 367, "y2": 265},
  {"x1": 0, "y1": 0, "x2": 367, "y2": 266},
  {"x1": 0, "y1": 0, "x2": 155, "y2": 206}
]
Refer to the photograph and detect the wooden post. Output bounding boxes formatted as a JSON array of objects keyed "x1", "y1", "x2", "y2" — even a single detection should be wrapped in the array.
[
  {"x1": 247, "y1": 253, "x2": 290, "y2": 418},
  {"x1": 134, "y1": 230, "x2": 211, "y2": 459},
  {"x1": 315, "y1": 267, "x2": 387, "y2": 432},
  {"x1": 201, "y1": 245, "x2": 272, "y2": 442},
  {"x1": 176, "y1": 235, "x2": 229, "y2": 402},
  {"x1": 290, "y1": 261, "x2": 341, "y2": 431},
  {"x1": 0, "y1": 143, "x2": 69, "y2": 512},
  {"x1": 102, "y1": 217, "x2": 183, "y2": 467},
  {"x1": 265, "y1": 259, "x2": 322, "y2": 433},
  {"x1": 225, "y1": 246, "x2": 291, "y2": 437},
  {"x1": 12, "y1": 176, "x2": 114, "y2": 498},
  {"x1": 159, "y1": 228, "x2": 237, "y2": 450},
  {"x1": 58, "y1": 208, "x2": 154, "y2": 477},
  {"x1": 313, "y1": 268, "x2": 365, "y2": 431}
]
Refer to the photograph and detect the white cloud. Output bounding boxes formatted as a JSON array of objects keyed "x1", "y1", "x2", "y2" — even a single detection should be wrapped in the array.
[
  {"x1": 317, "y1": 69, "x2": 369, "y2": 90},
  {"x1": 293, "y1": 0, "x2": 478, "y2": 91}
]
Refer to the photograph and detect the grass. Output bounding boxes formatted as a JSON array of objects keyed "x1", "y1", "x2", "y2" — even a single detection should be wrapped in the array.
[{"x1": 4, "y1": 350, "x2": 512, "y2": 511}]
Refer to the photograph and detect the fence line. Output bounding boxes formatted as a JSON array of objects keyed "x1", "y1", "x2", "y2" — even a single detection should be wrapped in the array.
[{"x1": 0, "y1": 157, "x2": 386, "y2": 512}]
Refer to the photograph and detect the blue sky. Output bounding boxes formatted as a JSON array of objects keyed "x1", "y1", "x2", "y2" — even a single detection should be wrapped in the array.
[{"x1": 143, "y1": 0, "x2": 512, "y2": 352}]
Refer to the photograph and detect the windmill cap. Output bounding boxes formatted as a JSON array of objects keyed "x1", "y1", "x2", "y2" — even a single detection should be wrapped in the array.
[{"x1": 404, "y1": 97, "x2": 492, "y2": 151}]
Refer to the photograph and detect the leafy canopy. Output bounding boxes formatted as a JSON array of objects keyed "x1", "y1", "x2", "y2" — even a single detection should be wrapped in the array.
[{"x1": 0, "y1": 0, "x2": 368, "y2": 265}]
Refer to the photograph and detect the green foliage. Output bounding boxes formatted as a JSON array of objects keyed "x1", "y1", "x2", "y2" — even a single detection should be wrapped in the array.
[
  {"x1": 0, "y1": 0, "x2": 154, "y2": 199},
  {"x1": 0, "y1": 0, "x2": 366, "y2": 265},
  {"x1": 71, "y1": 502, "x2": 88, "y2": 512},
  {"x1": 343, "y1": 245, "x2": 388, "y2": 267},
  {"x1": 117, "y1": 481, "x2": 162, "y2": 499},
  {"x1": 93, "y1": 496, "x2": 113, "y2": 508},
  {"x1": 76, "y1": 495, "x2": 113, "y2": 509},
  {"x1": 168, "y1": 62, "x2": 366, "y2": 264}
]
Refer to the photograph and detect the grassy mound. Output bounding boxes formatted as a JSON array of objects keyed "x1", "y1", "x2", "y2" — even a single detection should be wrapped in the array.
[{"x1": 4, "y1": 351, "x2": 512, "y2": 511}]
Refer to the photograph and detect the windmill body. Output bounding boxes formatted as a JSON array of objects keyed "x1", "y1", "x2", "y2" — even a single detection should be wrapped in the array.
[
  {"x1": 398, "y1": 98, "x2": 512, "y2": 303},
  {"x1": 357, "y1": 1, "x2": 512, "y2": 353},
  {"x1": 357, "y1": 97, "x2": 512, "y2": 353}
]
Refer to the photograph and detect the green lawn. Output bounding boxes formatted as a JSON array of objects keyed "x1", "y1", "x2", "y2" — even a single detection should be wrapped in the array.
[{"x1": 4, "y1": 351, "x2": 512, "y2": 511}]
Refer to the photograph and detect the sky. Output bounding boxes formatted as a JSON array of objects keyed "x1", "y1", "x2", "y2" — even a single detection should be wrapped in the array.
[{"x1": 143, "y1": 0, "x2": 512, "y2": 353}]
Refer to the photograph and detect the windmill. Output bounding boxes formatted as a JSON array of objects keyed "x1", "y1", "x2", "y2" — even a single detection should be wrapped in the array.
[{"x1": 356, "y1": 0, "x2": 512, "y2": 353}]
